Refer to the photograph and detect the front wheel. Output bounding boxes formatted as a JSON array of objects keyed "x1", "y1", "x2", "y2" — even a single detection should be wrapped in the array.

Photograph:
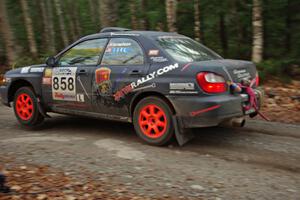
[
  {"x1": 13, "y1": 87, "x2": 44, "y2": 127},
  {"x1": 133, "y1": 96, "x2": 174, "y2": 146}
]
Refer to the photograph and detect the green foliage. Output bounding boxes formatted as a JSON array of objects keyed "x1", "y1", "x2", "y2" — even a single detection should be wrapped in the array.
[
  {"x1": 257, "y1": 59, "x2": 300, "y2": 83},
  {"x1": 0, "y1": 0, "x2": 299, "y2": 82}
]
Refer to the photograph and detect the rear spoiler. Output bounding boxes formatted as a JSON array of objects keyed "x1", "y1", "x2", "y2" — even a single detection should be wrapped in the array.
[{"x1": 100, "y1": 27, "x2": 131, "y2": 33}]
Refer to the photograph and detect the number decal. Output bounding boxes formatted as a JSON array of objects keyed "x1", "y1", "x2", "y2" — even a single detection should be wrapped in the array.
[
  {"x1": 52, "y1": 67, "x2": 77, "y2": 101},
  {"x1": 68, "y1": 77, "x2": 74, "y2": 91},
  {"x1": 60, "y1": 77, "x2": 67, "y2": 90},
  {"x1": 53, "y1": 77, "x2": 59, "y2": 90}
]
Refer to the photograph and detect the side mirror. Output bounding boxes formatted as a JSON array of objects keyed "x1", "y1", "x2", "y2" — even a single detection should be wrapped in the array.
[{"x1": 45, "y1": 56, "x2": 57, "y2": 68}]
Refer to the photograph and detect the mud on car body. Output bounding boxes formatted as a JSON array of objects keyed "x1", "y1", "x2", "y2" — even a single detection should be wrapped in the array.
[{"x1": 0, "y1": 27, "x2": 263, "y2": 146}]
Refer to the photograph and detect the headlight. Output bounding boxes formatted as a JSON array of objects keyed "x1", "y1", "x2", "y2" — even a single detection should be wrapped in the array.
[{"x1": 0, "y1": 76, "x2": 11, "y2": 86}]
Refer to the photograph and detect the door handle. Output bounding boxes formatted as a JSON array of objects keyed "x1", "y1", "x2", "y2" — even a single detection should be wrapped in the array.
[
  {"x1": 78, "y1": 69, "x2": 87, "y2": 75},
  {"x1": 129, "y1": 70, "x2": 141, "y2": 75}
]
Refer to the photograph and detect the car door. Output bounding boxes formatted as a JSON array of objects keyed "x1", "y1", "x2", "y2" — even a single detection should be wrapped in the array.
[
  {"x1": 92, "y1": 37, "x2": 147, "y2": 117},
  {"x1": 43, "y1": 38, "x2": 108, "y2": 112}
]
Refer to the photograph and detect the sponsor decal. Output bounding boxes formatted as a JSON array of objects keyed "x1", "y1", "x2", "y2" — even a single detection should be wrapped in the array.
[
  {"x1": 169, "y1": 82, "x2": 197, "y2": 94},
  {"x1": 95, "y1": 67, "x2": 112, "y2": 96},
  {"x1": 150, "y1": 56, "x2": 168, "y2": 63},
  {"x1": 132, "y1": 83, "x2": 156, "y2": 92},
  {"x1": 20, "y1": 66, "x2": 31, "y2": 74},
  {"x1": 30, "y1": 67, "x2": 44, "y2": 73},
  {"x1": 190, "y1": 105, "x2": 221, "y2": 117},
  {"x1": 114, "y1": 63, "x2": 179, "y2": 101},
  {"x1": 52, "y1": 67, "x2": 77, "y2": 101},
  {"x1": 106, "y1": 47, "x2": 131, "y2": 53},
  {"x1": 148, "y1": 50, "x2": 159, "y2": 56},
  {"x1": 169, "y1": 83, "x2": 195, "y2": 90},
  {"x1": 108, "y1": 42, "x2": 132, "y2": 47},
  {"x1": 76, "y1": 94, "x2": 85, "y2": 102},
  {"x1": 169, "y1": 90, "x2": 198, "y2": 94},
  {"x1": 158, "y1": 36, "x2": 186, "y2": 39},
  {"x1": 233, "y1": 69, "x2": 251, "y2": 80}
]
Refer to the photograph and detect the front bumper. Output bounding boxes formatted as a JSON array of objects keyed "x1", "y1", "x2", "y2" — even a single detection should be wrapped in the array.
[
  {"x1": 168, "y1": 91, "x2": 262, "y2": 128},
  {"x1": 0, "y1": 85, "x2": 9, "y2": 106}
]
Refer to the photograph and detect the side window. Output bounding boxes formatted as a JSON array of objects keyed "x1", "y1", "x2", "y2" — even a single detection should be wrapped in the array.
[
  {"x1": 101, "y1": 38, "x2": 144, "y2": 65},
  {"x1": 59, "y1": 38, "x2": 107, "y2": 66}
]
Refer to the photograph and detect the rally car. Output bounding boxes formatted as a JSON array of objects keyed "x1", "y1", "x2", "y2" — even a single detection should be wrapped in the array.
[{"x1": 0, "y1": 27, "x2": 263, "y2": 146}]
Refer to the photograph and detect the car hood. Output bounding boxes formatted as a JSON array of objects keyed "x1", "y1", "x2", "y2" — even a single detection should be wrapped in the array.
[{"x1": 5, "y1": 64, "x2": 47, "y2": 76}]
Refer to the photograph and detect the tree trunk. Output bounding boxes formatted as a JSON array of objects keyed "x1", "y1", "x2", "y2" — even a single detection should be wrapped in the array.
[
  {"x1": 219, "y1": 12, "x2": 228, "y2": 57},
  {"x1": 71, "y1": 0, "x2": 82, "y2": 36},
  {"x1": 139, "y1": 0, "x2": 149, "y2": 30},
  {"x1": 20, "y1": 0, "x2": 38, "y2": 58},
  {"x1": 130, "y1": 0, "x2": 138, "y2": 29},
  {"x1": 54, "y1": 0, "x2": 69, "y2": 47},
  {"x1": 65, "y1": 0, "x2": 76, "y2": 41},
  {"x1": 165, "y1": 0, "x2": 177, "y2": 32},
  {"x1": 99, "y1": 0, "x2": 118, "y2": 28},
  {"x1": 39, "y1": 0, "x2": 50, "y2": 51},
  {"x1": 45, "y1": 0, "x2": 56, "y2": 53},
  {"x1": 194, "y1": 0, "x2": 201, "y2": 42},
  {"x1": 88, "y1": 0, "x2": 97, "y2": 28},
  {"x1": 285, "y1": 0, "x2": 291, "y2": 54},
  {"x1": 0, "y1": 0, "x2": 16, "y2": 67},
  {"x1": 251, "y1": 0, "x2": 264, "y2": 63}
]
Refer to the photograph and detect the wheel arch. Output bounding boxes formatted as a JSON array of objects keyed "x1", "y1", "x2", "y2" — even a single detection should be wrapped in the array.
[
  {"x1": 8, "y1": 79, "x2": 35, "y2": 103},
  {"x1": 130, "y1": 91, "x2": 176, "y2": 118}
]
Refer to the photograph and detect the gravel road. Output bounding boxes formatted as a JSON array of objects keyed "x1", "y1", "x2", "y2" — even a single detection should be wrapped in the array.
[{"x1": 0, "y1": 105, "x2": 299, "y2": 199}]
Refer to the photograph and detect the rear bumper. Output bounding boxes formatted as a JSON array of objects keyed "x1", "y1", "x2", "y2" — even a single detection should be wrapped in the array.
[
  {"x1": 168, "y1": 92, "x2": 262, "y2": 128},
  {"x1": 0, "y1": 85, "x2": 10, "y2": 106}
]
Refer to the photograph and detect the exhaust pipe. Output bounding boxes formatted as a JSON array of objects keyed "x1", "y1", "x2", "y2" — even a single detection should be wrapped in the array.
[{"x1": 220, "y1": 117, "x2": 246, "y2": 128}]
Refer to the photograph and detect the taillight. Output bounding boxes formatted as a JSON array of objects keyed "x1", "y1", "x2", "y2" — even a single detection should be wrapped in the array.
[
  {"x1": 255, "y1": 71, "x2": 259, "y2": 87},
  {"x1": 197, "y1": 72, "x2": 227, "y2": 93}
]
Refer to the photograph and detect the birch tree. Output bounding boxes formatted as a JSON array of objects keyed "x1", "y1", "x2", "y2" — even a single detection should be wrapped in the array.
[
  {"x1": 194, "y1": 0, "x2": 201, "y2": 42},
  {"x1": 252, "y1": 0, "x2": 264, "y2": 63},
  {"x1": 165, "y1": 0, "x2": 177, "y2": 32}
]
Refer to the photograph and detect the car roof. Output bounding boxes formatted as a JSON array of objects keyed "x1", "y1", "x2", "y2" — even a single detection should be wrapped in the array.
[{"x1": 79, "y1": 30, "x2": 182, "y2": 41}]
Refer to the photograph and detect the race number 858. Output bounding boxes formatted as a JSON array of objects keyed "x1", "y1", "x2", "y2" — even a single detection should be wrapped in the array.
[{"x1": 53, "y1": 77, "x2": 74, "y2": 91}]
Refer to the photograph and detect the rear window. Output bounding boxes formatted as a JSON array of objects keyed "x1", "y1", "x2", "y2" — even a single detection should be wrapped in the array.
[{"x1": 155, "y1": 36, "x2": 222, "y2": 62}]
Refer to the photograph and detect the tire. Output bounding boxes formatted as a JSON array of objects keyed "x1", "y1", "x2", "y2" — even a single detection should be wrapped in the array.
[
  {"x1": 13, "y1": 87, "x2": 44, "y2": 127},
  {"x1": 133, "y1": 96, "x2": 174, "y2": 146}
]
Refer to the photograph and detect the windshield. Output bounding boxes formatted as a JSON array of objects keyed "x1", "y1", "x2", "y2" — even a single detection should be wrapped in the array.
[{"x1": 155, "y1": 36, "x2": 222, "y2": 62}]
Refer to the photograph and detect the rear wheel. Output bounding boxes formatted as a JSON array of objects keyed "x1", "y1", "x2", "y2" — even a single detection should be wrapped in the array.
[
  {"x1": 13, "y1": 87, "x2": 44, "y2": 127},
  {"x1": 133, "y1": 96, "x2": 174, "y2": 146}
]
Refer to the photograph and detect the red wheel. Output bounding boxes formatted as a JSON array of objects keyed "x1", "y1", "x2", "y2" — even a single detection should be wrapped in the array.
[
  {"x1": 13, "y1": 87, "x2": 44, "y2": 127},
  {"x1": 15, "y1": 93, "x2": 34, "y2": 121},
  {"x1": 139, "y1": 104, "x2": 167, "y2": 139},
  {"x1": 133, "y1": 96, "x2": 174, "y2": 146}
]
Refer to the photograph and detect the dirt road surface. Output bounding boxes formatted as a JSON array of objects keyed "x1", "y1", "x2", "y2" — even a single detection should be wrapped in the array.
[{"x1": 0, "y1": 104, "x2": 299, "y2": 199}]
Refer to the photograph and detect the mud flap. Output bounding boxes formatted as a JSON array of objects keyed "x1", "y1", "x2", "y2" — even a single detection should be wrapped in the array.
[
  {"x1": 37, "y1": 98, "x2": 51, "y2": 118},
  {"x1": 172, "y1": 116, "x2": 194, "y2": 146}
]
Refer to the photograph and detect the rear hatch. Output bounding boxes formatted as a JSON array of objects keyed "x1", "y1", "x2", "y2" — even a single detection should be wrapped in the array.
[
  {"x1": 189, "y1": 59, "x2": 257, "y2": 83},
  {"x1": 217, "y1": 59, "x2": 256, "y2": 83}
]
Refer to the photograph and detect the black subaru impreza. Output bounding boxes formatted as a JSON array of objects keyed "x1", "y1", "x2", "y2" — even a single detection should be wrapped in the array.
[{"x1": 0, "y1": 27, "x2": 263, "y2": 146}]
